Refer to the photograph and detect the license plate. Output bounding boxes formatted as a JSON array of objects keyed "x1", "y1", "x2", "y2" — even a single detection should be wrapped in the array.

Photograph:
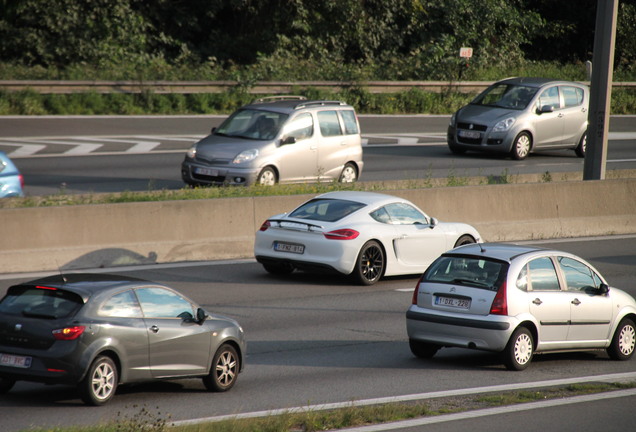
[
  {"x1": 194, "y1": 167, "x2": 219, "y2": 177},
  {"x1": 435, "y1": 296, "x2": 471, "y2": 309},
  {"x1": 273, "y1": 241, "x2": 305, "y2": 254},
  {"x1": 0, "y1": 353, "x2": 32, "y2": 369},
  {"x1": 458, "y1": 129, "x2": 480, "y2": 139}
]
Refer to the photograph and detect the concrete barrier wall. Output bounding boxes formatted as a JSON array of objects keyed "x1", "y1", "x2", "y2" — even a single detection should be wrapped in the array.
[{"x1": 2, "y1": 179, "x2": 635, "y2": 274}]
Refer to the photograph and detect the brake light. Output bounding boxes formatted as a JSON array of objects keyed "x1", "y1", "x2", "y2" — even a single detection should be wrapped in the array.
[
  {"x1": 412, "y1": 274, "x2": 425, "y2": 305},
  {"x1": 19, "y1": 173, "x2": 24, "y2": 188},
  {"x1": 52, "y1": 326, "x2": 85, "y2": 340},
  {"x1": 36, "y1": 285, "x2": 58, "y2": 291},
  {"x1": 489, "y1": 281, "x2": 508, "y2": 315},
  {"x1": 259, "y1": 220, "x2": 271, "y2": 231},
  {"x1": 323, "y1": 229, "x2": 359, "y2": 240}
]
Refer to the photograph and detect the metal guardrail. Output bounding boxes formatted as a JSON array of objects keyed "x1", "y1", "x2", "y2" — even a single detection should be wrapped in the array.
[{"x1": 2, "y1": 80, "x2": 632, "y2": 95}]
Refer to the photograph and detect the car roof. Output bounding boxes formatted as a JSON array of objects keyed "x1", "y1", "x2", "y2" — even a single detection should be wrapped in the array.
[
  {"x1": 242, "y1": 98, "x2": 352, "y2": 114},
  {"x1": 495, "y1": 77, "x2": 587, "y2": 89},
  {"x1": 447, "y1": 242, "x2": 552, "y2": 262},
  {"x1": 312, "y1": 191, "x2": 408, "y2": 207}
]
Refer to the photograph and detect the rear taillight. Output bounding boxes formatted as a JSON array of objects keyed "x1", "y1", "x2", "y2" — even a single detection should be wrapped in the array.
[
  {"x1": 323, "y1": 229, "x2": 359, "y2": 240},
  {"x1": 489, "y1": 281, "x2": 508, "y2": 315},
  {"x1": 36, "y1": 285, "x2": 58, "y2": 291},
  {"x1": 412, "y1": 274, "x2": 425, "y2": 305},
  {"x1": 19, "y1": 174, "x2": 24, "y2": 188},
  {"x1": 52, "y1": 326, "x2": 85, "y2": 340},
  {"x1": 259, "y1": 220, "x2": 271, "y2": 231}
]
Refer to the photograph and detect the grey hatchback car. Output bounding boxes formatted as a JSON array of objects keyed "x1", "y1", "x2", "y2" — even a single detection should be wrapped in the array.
[
  {"x1": 447, "y1": 78, "x2": 589, "y2": 160},
  {"x1": 407, "y1": 243, "x2": 636, "y2": 370},
  {"x1": 0, "y1": 274, "x2": 245, "y2": 405},
  {"x1": 182, "y1": 97, "x2": 364, "y2": 186}
]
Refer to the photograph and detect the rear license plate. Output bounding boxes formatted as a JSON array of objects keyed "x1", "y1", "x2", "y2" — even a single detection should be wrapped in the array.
[
  {"x1": 0, "y1": 353, "x2": 32, "y2": 369},
  {"x1": 273, "y1": 241, "x2": 305, "y2": 254},
  {"x1": 194, "y1": 167, "x2": 219, "y2": 177},
  {"x1": 458, "y1": 129, "x2": 480, "y2": 139},
  {"x1": 435, "y1": 296, "x2": 471, "y2": 309}
]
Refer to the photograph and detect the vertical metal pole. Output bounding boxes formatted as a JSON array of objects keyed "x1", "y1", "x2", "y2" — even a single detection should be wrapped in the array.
[{"x1": 583, "y1": 0, "x2": 619, "y2": 180}]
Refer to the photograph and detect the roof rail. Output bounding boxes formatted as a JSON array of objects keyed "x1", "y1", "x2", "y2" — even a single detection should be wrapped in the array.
[
  {"x1": 252, "y1": 95, "x2": 307, "y2": 103},
  {"x1": 294, "y1": 100, "x2": 347, "y2": 109}
]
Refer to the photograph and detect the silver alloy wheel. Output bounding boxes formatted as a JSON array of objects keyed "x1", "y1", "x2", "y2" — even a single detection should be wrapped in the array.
[
  {"x1": 618, "y1": 323, "x2": 636, "y2": 356},
  {"x1": 215, "y1": 349, "x2": 237, "y2": 388},
  {"x1": 90, "y1": 359, "x2": 116, "y2": 402},
  {"x1": 339, "y1": 164, "x2": 357, "y2": 183},
  {"x1": 513, "y1": 332, "x2": 533, "y2": 366},
  {"x1": 512, "y1": 133, "x2": 531, "y2": 160},
  {"x1": 257, "y1": 167, "x2": 277, "y2": 186}
]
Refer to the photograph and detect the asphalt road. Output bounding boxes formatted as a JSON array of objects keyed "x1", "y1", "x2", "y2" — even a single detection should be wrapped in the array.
[
  {"x1": 1, "y1": 115, "x2": 635, "y2": 196},
  {"x1": 1, "y1": 236, "x2": 635, "y2": 431}
]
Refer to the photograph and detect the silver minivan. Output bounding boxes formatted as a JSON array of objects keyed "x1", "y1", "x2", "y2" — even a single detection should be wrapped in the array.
[
  {"x1": 447, "y1": 77, "x2": 589, "y2": 160},
  {"x1": 181, "y1": 97, "x2": 364, "y2": 186}
]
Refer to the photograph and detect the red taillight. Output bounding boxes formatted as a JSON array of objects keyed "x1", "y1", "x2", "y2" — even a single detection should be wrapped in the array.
[
  {"x1": 489, "y1": 281, "x2": 508, "y2": 315},
  {"x1": 52, "y1": 326, "x2": 85, "y2": 340},
  {"x1": 259, "y1": 220, "x2": 271, "y2": 231},
  {"x1": 19, "y1": 173, "x2": 24, "y2": 188},
  {"x1": 412, "y1": 274, "x2": 425, "y2": 305},
  {"x1": 36, "y1": 285, "x2": 58, "y2": 291},
  {"x1": 323, "y1": 229, "x2": 359, "y2": 240}
]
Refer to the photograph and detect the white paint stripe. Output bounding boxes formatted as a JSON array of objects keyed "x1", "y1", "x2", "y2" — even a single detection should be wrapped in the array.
[
  {"x1": 133, "y1": 135, "x2": 205, "y2": 141},
  {"x1": 77, "y1": 137, "x2": 161, "y2": 153},
  {"x1": 0, "y1": 143, "x2": 47, "y2": 157},
  {"x1": 12, "y1": 139, "x2": 103, "y2": 155},
  {"x1": 170, "y1": 372, "x2": 636, "y2": 427}
]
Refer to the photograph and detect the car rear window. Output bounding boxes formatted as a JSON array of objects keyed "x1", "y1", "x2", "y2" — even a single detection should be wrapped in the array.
[
  {"x1": 0, "y1": 285, "x2": 84, "y2": 319},
  {"x1": 289, "y1": 198, "x2": 366, "y2": 222},
  {"x1": 423, "y1": 255, "x2": 508, "y2": 291}
]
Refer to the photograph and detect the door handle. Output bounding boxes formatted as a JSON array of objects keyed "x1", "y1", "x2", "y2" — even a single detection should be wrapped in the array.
[
  {"x1": 571, "y1": 298, "x2": 581, "y2": 306},
  {"x1": 532, "y1": 298, "x2": 542, "y2": 305},
  {"x1": 150, "y1": 325, "x2": 159, "y2": 333}
]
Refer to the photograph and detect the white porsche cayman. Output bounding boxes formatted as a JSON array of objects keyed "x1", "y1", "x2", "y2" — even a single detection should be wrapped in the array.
[{"x1": 254, "y1": 191, "x2": 482, "y2": 285}]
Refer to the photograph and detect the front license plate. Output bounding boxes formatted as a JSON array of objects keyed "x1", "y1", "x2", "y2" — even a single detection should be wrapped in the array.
[
  {"x1": 458, "y1": 129, "x2": 480, "y2": 139},
  {"x1": 435, "y1": 296, "x2": 471, "y2": 309},
  {"x1": 0, "y1": 353, "x2": 32, "y2": 369},
  {"x1": 273, "y1": 241, "x2": 305, "y2": 254},
  {"x1": 194, "y1": 167, "x2": 219, "y2": 177}
]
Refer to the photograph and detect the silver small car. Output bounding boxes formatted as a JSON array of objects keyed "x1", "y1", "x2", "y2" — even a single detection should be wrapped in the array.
[
  {"x1": 406, "y1": 243, "x2": 636, "y2": 370},
  {"x1": 447, "y1": 78, "x2": 589, "y2": 160},
  {"x1": 0, "y1": 151, "x2": 24, "y2": 198},
  {"x1": 182, "y1": 97, "x2": 364, "y2": 186},
  {"x1": 0, "y1": 274, "x2": 245, "y2": 405}
]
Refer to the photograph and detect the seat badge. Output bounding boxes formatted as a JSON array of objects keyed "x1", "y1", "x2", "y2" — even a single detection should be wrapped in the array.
[{"x1": 15, "y1": 324, "x2": 22, "y2": 331}]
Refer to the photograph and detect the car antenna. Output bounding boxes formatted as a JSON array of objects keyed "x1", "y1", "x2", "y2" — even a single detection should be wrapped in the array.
[{"x1": 478, "y1": 243, "x2": 486, "y2": 253}]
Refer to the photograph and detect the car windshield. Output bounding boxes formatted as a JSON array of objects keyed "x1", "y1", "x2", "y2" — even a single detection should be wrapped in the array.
[
  {"x1": 471, "y1": 84, "x2": 538, "y2": 110},
  {"x1": 0, "y1": 285, "x2": 84, "y2": 319},
  {"x1": 215, "y1": 109, "x2": 288, "y2": 140},
  {"x1": 423, "y1": 255, "x2": 508, "y2": 291},
  {"x1": 289, "y1": 198, "x2": 366, "y2": 222}
]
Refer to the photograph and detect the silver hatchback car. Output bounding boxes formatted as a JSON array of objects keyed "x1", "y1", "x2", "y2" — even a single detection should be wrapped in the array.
[
  {"x1": 447, "y1": 78, "x2": 589, "y2": 160},
  {"x1": 406, "y1": 243, "x2": 636, "y2": 370},
  {"x1": 182, "y1": 97, "x2": 364, "y2": 186}
]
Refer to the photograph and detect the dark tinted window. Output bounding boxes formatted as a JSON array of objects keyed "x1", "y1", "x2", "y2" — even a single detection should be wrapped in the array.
[
  {"x1": 423, "y1": 256, "x2": 507, "y2": 291},
  {"x1": 290, "y1": 198, "x2": 365, "y2": 222},
  {"x1": 0, "y1": 285, "x2": 83, "y2": 319}
]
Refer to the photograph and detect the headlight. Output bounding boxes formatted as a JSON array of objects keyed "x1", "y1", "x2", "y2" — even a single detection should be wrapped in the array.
[
  {"x1": 232, "y1": 149, "x2": 259, "y2": 164},
  {"x1": 186, "y1": 145, "x2": 197, "y2": 159},
  {"x1": 493, "y1": 117, "x2": 516, "y2": 132},
  {"x1": 449, "y1": 112, "x2": 456, "y2": 127}
]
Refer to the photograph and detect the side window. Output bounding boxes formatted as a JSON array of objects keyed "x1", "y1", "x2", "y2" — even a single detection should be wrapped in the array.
[
  {"x1": 537, "y1": 87, "x2": 560, "y2": 110},
  {"x1": 98, "y1": 290, "x2": 143, "y2": 318},
  {"x1": 558, "y1": 257, "x2": 599, "y2": 292},
  {"x1": 528, "y1": 257, "x2": 561, "y2": 291},
  {"x1": 370, "y1": 207, "x2": 391, "y2": 224},
  {"x1": 135, "y1": 287, "x2": 195, "y2": 319},
  {"x1": 516, "y1": 265, "x2": 528, "y2": 291},
  {"x1": 284, "y1": 113, "x2": 314, "y2": 142},
  {"x1": 317, "y1": 111, "x2": 343, "y2": 137},
  {"x1": 383, "y1": 203, "x2": 428, "y2": 225},
  {"x1": 561, "y1": 86, "x2": 584, "y2": 108},
  {"x1": 340, "y1": 110, "x2": 359, "y2": 134}
]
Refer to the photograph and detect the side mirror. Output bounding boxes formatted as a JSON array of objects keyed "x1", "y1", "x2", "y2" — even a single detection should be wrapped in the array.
[
  {"x1": 196, "y1": 307, "x2": 208, "y2": 324},
  {"x1": 211, "y1": 126, "x2": 217, "y2": 134},
  {"x1": 599, "y1": 283, "x2": 610, "y2": 295},
  {"x1": 281, "y1": 136, "x2": 296, "y2": 145},
  {"x1": 538, "y1": 105, "x2": 554, "y2": 114},
  {"x1": 429, "y1": 217, "x2": 438, "y2": 229}
]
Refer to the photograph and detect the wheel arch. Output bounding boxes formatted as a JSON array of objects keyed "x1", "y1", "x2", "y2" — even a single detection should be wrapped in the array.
[
  {"x1": 214, "y1": 339, "x2": 245, "y2": 373},
  {"x1": 514, "y1": 321, "x2": 538, "y2": 351}
]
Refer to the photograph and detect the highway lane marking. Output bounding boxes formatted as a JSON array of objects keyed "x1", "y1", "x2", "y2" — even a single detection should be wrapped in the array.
[{"x1": 170, "y1": 372, "x2": 636, "y2": 427}]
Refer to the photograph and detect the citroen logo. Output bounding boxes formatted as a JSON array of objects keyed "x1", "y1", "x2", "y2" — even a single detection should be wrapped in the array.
[{"x1": 450, "y1": 287, "x2": 456, "y2": 293}]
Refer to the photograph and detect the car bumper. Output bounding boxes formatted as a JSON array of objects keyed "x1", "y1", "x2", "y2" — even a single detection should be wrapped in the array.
[
  {"x1": 447, "y1": 125, "x2": 515, "y2": 154},
  {"x1": 0, "y1": 344, "x2": 83, "y2": 385},
  {"x1": 181, "y1": 159, "x2": 259, "y2": 186},
  {"x1": 406, "y1": 306, "x2": 514, "y2": 352}
]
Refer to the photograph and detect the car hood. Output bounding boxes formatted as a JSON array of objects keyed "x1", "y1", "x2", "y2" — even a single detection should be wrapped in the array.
[
  {"x1": 457, "y1": 104, "x2": 521, "y2": 125},
  {"x1": 194, "y1": 134, "x2": 271, "y2": 159}
]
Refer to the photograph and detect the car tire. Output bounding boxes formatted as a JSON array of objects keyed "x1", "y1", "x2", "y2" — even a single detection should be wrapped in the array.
[
  {"x1": 263, "y1": 262, "x2": 295, "y2": 275},
  {"x1": 202, "y1": 344, "x2": 239, "y2": 392},
  {"x1": 78, "y1": 355, "x2": 118, "y2": 406},
  {"x1": 352, "y1": 240, "x2": 385, "y2": 285},
  {"x1": 607, "y1": 318, "x2": 636, "y2": 361},
  {"x1": 409, "y1": 339, "x2": 440, "y2": 359},
  {"x1": 0, "y1": 377, "x2": 15, "y2": 394},
  {"x1": 510, "y1": 132, "x2": 531, "y2": 160},
  {"x1": 503, "y1": 327, "x2": 533, "y2": 371},
  {"x1": 339, "y1": 163, "x2": 358, "y2": 183},
  {"x1": 256, "y1": 167, "x2": 277, "y2": 186},
  {"x1": 454, "y1": 235, "x2": 476, "y2": 248},
  {"x1": 575, "y1": 132, "x2": 587, "y2": 158}
]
